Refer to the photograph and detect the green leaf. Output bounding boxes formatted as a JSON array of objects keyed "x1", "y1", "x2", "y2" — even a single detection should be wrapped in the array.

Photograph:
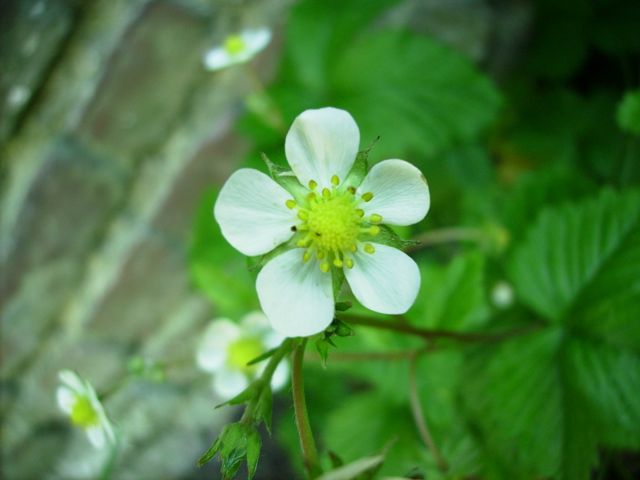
[
  {"x1": 331, "y1": 31, "x2": 502, "y2": 159},
  {"x1": 188, "y1": 189, "x2": 257, "y2": 317},
  {"x1": 215, "y1": 383, "x2": 259, "y2": 409},
  {"x1": 510, "y1": 189, "x2": 640, "y2": 323},
  {"x1": 408, "y1": 253, "x2": 488, "y2": 331},
  {"x1": 461, "y1": 189, "x2": 640, "y2": 478}
]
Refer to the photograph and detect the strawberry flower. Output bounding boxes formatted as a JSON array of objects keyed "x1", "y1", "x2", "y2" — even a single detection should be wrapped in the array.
[
  {"x1": 214, "y1": 107, "x2": 430, "y2": 337},
  {"x1": 196, "y1": 312, "x2": 289, "y2": 400},
  {"x1": 203, "y1": 28, "x2": 272, "y2": 72},
  {"x1": 56, "y1": 370, "x2": 116, "y2": 449}
]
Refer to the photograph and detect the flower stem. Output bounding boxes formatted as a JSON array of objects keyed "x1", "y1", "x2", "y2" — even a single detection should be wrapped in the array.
[
  {"x1": 408, "y1": 353, "x2": 448, "y2": 472},
  {"x1": 241, "y1": 338, "x2": 293, "y2": 424},
  {"x1": 292, "y1": 339, "x2": 321, "y2": 478},
  {"x1": 338, "y1": 313, "x2": 538, "y2": 344}
]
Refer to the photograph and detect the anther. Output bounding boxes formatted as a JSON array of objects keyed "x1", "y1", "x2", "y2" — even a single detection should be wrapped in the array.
[
  {"x1": 361, "y1": 192, "x2": 374, "y2": 202},
  {"x1": 303, "y1": 250, "x2": 312, "y2": 262},
  {"x1": 285, "y1": 199, "x2": 296, "y2": 209},
  {"x1": 307, "y1": 192, "x2": 317, "y2": 201},
  {"x1": 308, "y1": 180, "x2": 317, "y2": 190},
  {"x1": 298, "y1": 211, "x2": 308, "y2": 220},
  {"x1": 331, "y1": 175, "x2": 340, "y2": 186},
  {"x1": 348, "y1": 186, "x2": 356, "y2": 194},
  {"x1": 320, "y1": 261, "x2": 331, "y2": 273},
  {"x1": 322, "y1": 188, "x2": 331, "y2": 199},
  {"x1": 317, "y1": 250, "x2": 326, "y2": 260},
  {"x1": 369, "y1": 226, "x2": 380, "y2": 236},
  {"x1": 370, "y1": 214, "x2": 382, "y2": 224},
  {"x1": 345, "y1": 258, "x2": 354, "y2": 269},
  {"x1": 356, "y1": 209, "x2": 364, "y2": 217},
  {"x1": 333, "y1": 258, "x2": 343, "y2": 267},
  {"x1": 364, "y1": 243, "x2": 375, "y2": 254}
]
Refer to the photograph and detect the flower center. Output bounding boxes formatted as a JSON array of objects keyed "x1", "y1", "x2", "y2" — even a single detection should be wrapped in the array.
[
  {"x1": 224, "y1": 35, "x2": 246, "y2": 55},
  {"x1": 227, "y1": 336, "x2": 264, "y2": 372},
  {"x1": 70, "y1": 395, "x2": 99, "y2": 428},
  {"x1": 286, "y1": 176, "x2": 382, "y2": 272}
]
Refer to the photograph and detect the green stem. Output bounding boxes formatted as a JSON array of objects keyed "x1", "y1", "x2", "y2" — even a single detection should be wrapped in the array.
[
  {"x1": 241, "y1": 338, "x2": 293, "y2": 423},
  {"x1": 408, "y1": 353, "x2": 448, "y2": 472},
  {"x1": 292, "y1": 339, "x2": 321, "y2": 478},
  {"x1": 338, "y1": 313, "x2": 538, "y2": 344}
]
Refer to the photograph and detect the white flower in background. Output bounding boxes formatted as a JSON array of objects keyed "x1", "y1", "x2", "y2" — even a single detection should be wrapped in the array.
[
  {"x1": 214, "y1": 107, "x2": 430, "y2": 337},
  {"x1": 56, "y1": 370, "x2": 116, "y2": 449},
  {"x1": 196, "y1": 311, "x2": 289, "y2": 400},
  {"x1": 491, "y1": 280, "x2": 515, "y2": 309},
  {"x1": 203, "y1": 27, "x2": 272, "y2": 71}
]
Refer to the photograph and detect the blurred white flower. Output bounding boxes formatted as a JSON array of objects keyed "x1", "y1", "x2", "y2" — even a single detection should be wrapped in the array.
[
  {"x1": 203, "y1": 28, "x2": 272, "y2": 71},
  {"x1": 56, "y1": 370, "x2": 116, "y2": 449},
  {"x1": 491, "y1": 281, "x2": 514, "y2": 309},
  {"x1": 214, "y1": 107, "x2": 430, "y2": 337},
  {"x1": 196, "y1": 311, "x2": 289, "y2": 400}
]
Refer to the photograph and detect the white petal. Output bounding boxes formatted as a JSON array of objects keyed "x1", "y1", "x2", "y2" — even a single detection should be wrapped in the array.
[
  {"x1": 345, "y1": 243, "x2": 420, "y2": 314},
  {"x1": 86, "y1": 426, "x2": 106, "y2": 449},
  {"x1": 56, "y1": 387, "x2": 75, "y2": 414},
  {"x1": 241, "y1": 28, "x2": 272, "y2": 57},
  {"x1": 270, "y1": 361, "x2": 289, "y2": 392},
  {"x1": 358, "y1": 159, "x2": 430, "y2": 226},
  {"x1": 212, "y1": 368, "x2": 249, "y2": 400},
  {"x1": 285, "y1": 107, "x2": 360, "y2": 188},
  {"x1": 202, "y1": 47, "x2": 236, "y2": 71},
  {"x1": 256, "y1": 249, "x2": 334, "y2": 337},
  {"x1": 196, "y1": 319, "x2": 241, "y2": 373},
  {"x1": 58, "y1": 369, "x2": 86, "y2": 395},
  {"x1": 214, "y1": 169, "x2": 297, "y2": 256}
]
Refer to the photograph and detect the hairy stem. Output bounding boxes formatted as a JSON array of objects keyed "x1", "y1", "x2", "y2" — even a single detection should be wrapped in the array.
[
  {"x1": 408, "y1": 353, "x2": 448, "y2": 472},
  {"x1": 292, "y1": 339, "x2": 321, "y2": 478},
  {"x1": 339, "y1": 313, "x2": 538, "y2": 344}
]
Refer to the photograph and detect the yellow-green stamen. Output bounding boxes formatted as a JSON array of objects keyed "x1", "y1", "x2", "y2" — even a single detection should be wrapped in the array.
[
  {"x1": 70, "y1": 395, "x2": 99, "y2": 428},
  {"x1": 285, "y1": 176, "x2": 382, "y2": 272},
  {"x1": 227, "y1": 337, "x2": 264, "y2": 373},
  {"x1": 224, "y1": 35, "x2": 246, "y2": 55}
]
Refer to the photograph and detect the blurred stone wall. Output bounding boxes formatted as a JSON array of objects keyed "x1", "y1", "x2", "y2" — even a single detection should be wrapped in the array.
[{"x1": 0, "y1": 0, "x2": 289, "y2": 478}]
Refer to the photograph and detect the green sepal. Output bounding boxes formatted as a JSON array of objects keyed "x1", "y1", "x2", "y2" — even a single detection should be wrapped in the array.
[
  {"x1": 328, "y1": 450, "x2": 345, "y2": 469},
  {"x1": 335, "y1": 301, "x2": 352, "y2": 312},
  {"x1": 261, "y1": 152, "x2": 308, "y2": 201},
  {"x1": 343, "y1": 147, "x2": 371, "y2": 189},
  {"x1": 332, "y1": 268, "x2": 346, "y2": 301},
  {"x1": 248, "y1": 240, "x2": 295, "y2": 274},
  {"x1": 255, "y1": 386, "x2": 273, "y2": 433},
  {"x1": 246, "y1": 427, "x2": 262, "y2": 480},
  {"x1": 315, "y1": 337, "x2": 330, "y2": 369},
  {"x1": 215, "y1": 382, "x2": 260, "y2": 409},
  {"x1": 334, "y1": 319, "x2": 355, "y2": 337},
  {"x1": 246, "y1": 347, "x2": 278, "y2": 366},
  {"x1": 362, "y1": 224, "x2": 418, "y2": 250},
  {"x1": 198, "y1": 434, "x2": 223, "y2": 467}
]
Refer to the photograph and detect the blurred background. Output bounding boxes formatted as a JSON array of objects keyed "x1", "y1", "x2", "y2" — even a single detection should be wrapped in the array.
[{"x1": 1, "y1": 0, "x2": 639, "y2": 479}]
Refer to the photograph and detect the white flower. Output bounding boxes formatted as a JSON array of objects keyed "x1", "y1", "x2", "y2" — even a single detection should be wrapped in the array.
[
  {"x1": 203, "y1": 28, "x2": 272, "y2": 71},
  {"x1": 56, "y1": 370, "x2": 116, "y2": 449},
  {"x1": 196, "y1": 311, "x2": 289, "y2": 400},
  {"x1": 214, "y1": 107, "x2": 430, "y2": 337},
  {"x1": 491, "y1": 281, "x2": 514, "y2": 309}
]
